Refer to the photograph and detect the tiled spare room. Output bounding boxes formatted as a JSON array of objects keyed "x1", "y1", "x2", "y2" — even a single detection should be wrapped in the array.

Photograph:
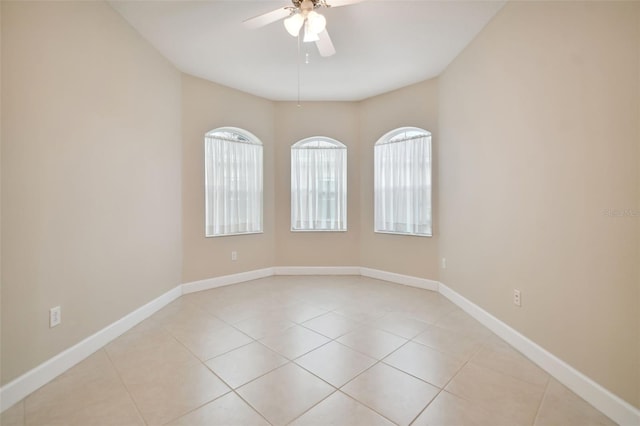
[
  {"x1": 2, "y1": 0, "x2": 639, "y2": 425},
  {"x1": 0, "y1": 276, "x2": 618, "y2": 425}
]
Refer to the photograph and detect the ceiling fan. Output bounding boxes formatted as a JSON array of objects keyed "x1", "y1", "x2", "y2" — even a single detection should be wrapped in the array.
[{"x1": 243, "y1": 0, "x2": 364, "y2": 57}]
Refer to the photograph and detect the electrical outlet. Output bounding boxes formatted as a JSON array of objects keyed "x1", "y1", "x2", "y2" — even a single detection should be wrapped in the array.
[
  {"x1": 50, "y1": 306, "x2": 61, "y2": 328},
  {"x1": 231, "y1": 251, "x2": 237, "y2": 261},
  {"x1": 441, "y1": 257, "x2": 447, "y2": 269},
  {"x1": 513, "y1": 289, "x2": 521, "y2": 307}
]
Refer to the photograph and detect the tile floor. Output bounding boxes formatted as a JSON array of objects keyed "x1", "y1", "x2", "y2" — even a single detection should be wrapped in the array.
[{"x1": 1, "y1": 276, "x2": 617, "y2": 426}]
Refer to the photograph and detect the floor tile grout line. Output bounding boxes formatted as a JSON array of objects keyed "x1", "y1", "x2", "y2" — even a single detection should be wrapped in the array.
[
  {"x1": 292, "y1": 340, "x2": 415, "y2": 424},
  {"x1": 283, "y1": 389, "x2": 341, "y2": 426},
  {"x1": 336, "y1": 390, "x2": 402, "y2": 426},
  {"x1": 159, "y1": 390, "x2": 234, "y2": 426},
  {"x1": 261, "y1": 345, "x2": 394, "y2": 423},
  {"x1": 231, "y1": 388, "x2": 276, "y2": 426},
  {"x1": 207, "y1": 356, "x2": 289, "y2": 394},
  {"x1": 102, "y1": 348, "x2": 150, "y2": 426},
  {"x1": 406, "y1": 355, "x2": 474, "y2": 425},
  {"x1": 130, "y1": 319, "x2": 260, "y2": 424},
  {"x1": 464, "y1": 354, "x2": 552, "y2": 390},
  {"x1": 531, "y1": 374, "x2": 553, "y2": 426},
  {"x1": 160, "y1": 314, "x2": 258, "y2": 364}
]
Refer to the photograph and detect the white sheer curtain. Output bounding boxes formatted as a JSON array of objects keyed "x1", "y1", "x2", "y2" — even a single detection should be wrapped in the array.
[
  {"x1": 205, "y1": 132, "x2": 263, "y2": 236},
  {"x1": 291, "y1": 139, "x2": 347, "y2": 231},
  {"x1": 374, "y1": 133, "x2": 432, "y2": 236}
]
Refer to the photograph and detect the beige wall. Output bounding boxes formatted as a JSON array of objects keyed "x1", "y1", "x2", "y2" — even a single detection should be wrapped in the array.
[
  {"x1": 359, "y1": 79, "x2": 440, "y2": 280},
  {"x1": 439, "y1": 1, "x2": 640, "y2": 407},
  {"x1": 1, "y1": 1, "x2": 182, "y2": 385},
  {"x1": 181, "y1": 75, "x2": 276, "y2": 283},
  {"x1": 183, "y1": 88, "x2": 441, "y2": 275},
  {"x1": 274, "y1": 102, "x2": 360, "y2": 267}
]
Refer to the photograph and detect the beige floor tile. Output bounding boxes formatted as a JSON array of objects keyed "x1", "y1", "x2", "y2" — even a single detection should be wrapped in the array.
[
  {"x1": 24, "y1": 351, "x2": 143, "y2": 426},
  {"x1": 298, "y1": 291, "x2": 346, "y2": 311},
  {"x1": 383, "y1": 341, "x2": 465, "y2": 387},
  {"x1": 233, "y1": 312, "x2": 296, "y2": 339},
  {"x1": 336, "y1": 326, "x2": 408, "y2": 360},
  {"x1": 213, "y1": 300, "x2": 274, "y2": 324},
  {"x1": 404, "y1": 303, "x2": 457, "y2": 324},
  {"x1": 302, "y1": 312, "x2": 362, "y2": 339},
  {"x1": 295, "y1": 341, "x2": 377, "y2": 387},
  {"x1": 34, "y1": 393, "x2": 145, "y2": 426},
  {"x1": 534, "y1": 379, "x2": 616, "y2": 426},
  {"x1": 435, "y1": 309, "x2": 493, "y2": 340},
  {"x1": 259, "y1": 325, "x2": 331, "y2": 359},
  {"x1": 278, "y1": 302, "x2": 328, "y2": 323},
  {"x1": 289, "y1": 391, "x2": 395, "y2": 426},
  {"x1": 165, "y1": 392, "x2": 270, "y2": 426},
  {"x1": 106, "y1": 327, "x2": 199, "y2": 384},
  {"x1": 445, "y1": 362, "x2": 546, "y2": 426},
  {"x1": 412, "y1": 390, "x2": 503, "y2": 426},
  {"x1": 171, "y1": 322, "x2": 254, "y2": 361},
  {"x1": 105, "y1": 322, "x2": 185, "y2": 360},
  {"x1": 160, "y1": 309, "x2": 228, "y2": 338},
  {"x1": 334, "y1": 304, "x2": 389, "y2": 323},
  {"x1": 1, "y1": 401, "x2": 24, "y2": 426},
  {"x1": 472, "y1": 339, "x2": 549, "y2": 386},
  {"x1": 150, "y1": 299, "x2": 227, "y2": 335},
  {"x1": 205, "y1": 341, "x2": 288, "y2": 388},
  {"x1": 372, "y1": 313, "x2": 430, "y2": 339},
  {"x1": 236, "y1": 363, "x2": 335, "y2": 426},
  {"x1": 342, "y1": 363, "x2": 439, "y2": 426},
  {"x1": 413, "y1": 325, "x2": 484, "y2": 361},
  {"x1": 125, "y1": 361, "x2": 230, "y2": 425}
]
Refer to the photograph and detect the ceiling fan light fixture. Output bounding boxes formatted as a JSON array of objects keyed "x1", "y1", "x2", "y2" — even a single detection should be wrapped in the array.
[
  {"x1": 306, "y1": 11, "x2": 326, "y2": 34},
  {"x1": 284, "y1": 13, "x2": 304, "y2": 36},
  {"x1": 303, "y1": 22, "x2": 320, "y2": 42}
]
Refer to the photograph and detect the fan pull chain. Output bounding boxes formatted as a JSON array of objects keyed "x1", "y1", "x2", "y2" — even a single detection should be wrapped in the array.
[{"x1": 297, "y1": 32, "x2": 301, "y2": 107}]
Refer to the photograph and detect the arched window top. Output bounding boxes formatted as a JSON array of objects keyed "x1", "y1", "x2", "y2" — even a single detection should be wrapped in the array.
[
  {"x1": 206, "y1": 127, "x2": 262, "y2": 145},
  {"x1": 292, "y1": 136, "x2": 346, "y2": 150},
  {"x1": 290, "y1": 136, "x2": 347, "y2": 232},
  {"x1": 374, "y1": 126, "x2": 432, "y2": 237},
  {"x1": 204, "y1": 126, "x2": 263, "y2": 237},
  {"x1": 376, "y1": 127, "x2": 431, "y2": 145}
]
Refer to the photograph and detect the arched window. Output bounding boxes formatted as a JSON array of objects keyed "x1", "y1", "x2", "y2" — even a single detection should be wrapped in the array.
[
  {"x1": 205, "y1": 127, "x2": 263, "y2": 237},
  {"x1": 374, "y1": 127, "x2": 432, "y2": 236},
  {"x1": 291, "y1": 137, "x2": 347, "y2": 231}
]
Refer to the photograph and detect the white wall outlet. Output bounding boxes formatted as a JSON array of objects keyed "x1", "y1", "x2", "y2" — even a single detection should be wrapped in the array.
[
  {"x1": 513, "y1": 289, "x2": 521, "y2": 307},
  {"x1": 441, "y1": 257, "x2": 447, "y2": 269},
  {"x1": 50, "y1": 306, "x2": 61, "y2": 328},
  {"x1": 231, "y1": 251, "x2": 237, "y2": 261}
]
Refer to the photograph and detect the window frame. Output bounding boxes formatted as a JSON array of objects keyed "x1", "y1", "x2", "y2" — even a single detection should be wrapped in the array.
[
  {"x1": 290, "y1": 136, "x2": 348, "y2": 233},
  {"x1": 374, "y1": 127, "x2": 432, "y2": 237},
  {"x1": 204, "y1": 127, "x2": 264, "y2": 238}
]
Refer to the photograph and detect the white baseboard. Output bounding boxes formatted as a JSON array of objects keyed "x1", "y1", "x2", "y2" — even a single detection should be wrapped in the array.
[
  {"x1": 0, "y1": 285, "x2": 181, "y2": 412},
  {"x1": 273, "y1": 266, "x2": 360, "y2": 276},
  {"x1": 181, "y1": 267, "x2": 274, "y2": 294},
  {"x1": 360, "y1": 267, "x2": 439, "y2": 291},
  {"x1": 438, "y1": 282, "x2": 640, "y2": 426},
  {"x1": 3, "y1": 269, "x2": 637, "y2": 426}
]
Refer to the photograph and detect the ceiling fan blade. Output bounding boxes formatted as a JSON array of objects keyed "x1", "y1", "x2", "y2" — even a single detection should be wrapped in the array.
[
  {"x1": 243, "y1": 7, "x2": 291, "y2": 29},
  {"x1": 326, "y1": 0, "x2": 366, "y2": 8},
  {"x1": 315, "y1": 29, "x2": 336, "y2": 57}
]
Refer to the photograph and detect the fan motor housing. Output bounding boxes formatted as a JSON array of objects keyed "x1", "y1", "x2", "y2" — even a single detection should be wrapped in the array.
[{"x1": 292, "y1": 0, "x2": 326, "y2": 10}]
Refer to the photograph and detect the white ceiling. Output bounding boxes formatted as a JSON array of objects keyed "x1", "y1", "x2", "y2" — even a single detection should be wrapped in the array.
[{"x1": 109, "y1": 0, "x2": 505, "y2": 101}]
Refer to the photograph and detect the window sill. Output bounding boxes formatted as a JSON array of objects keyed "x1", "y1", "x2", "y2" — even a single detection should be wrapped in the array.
[
  {"x1": 206, "y1": 231, "x2": 264, "y2": 238},
  {"x1": 374, "y1": 230, "x2": 432, "y2": 238}
]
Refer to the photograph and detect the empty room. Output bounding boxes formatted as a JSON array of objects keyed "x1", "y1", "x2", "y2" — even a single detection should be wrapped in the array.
[{"x1": 1, "y1": 0, "x2": 639, "y2": 425}]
